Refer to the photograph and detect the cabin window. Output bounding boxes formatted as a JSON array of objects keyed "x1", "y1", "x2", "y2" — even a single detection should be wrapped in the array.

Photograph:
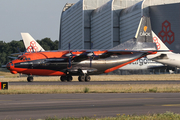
[{"x1": 18, "y1": 57, "x2": 23, "y2": 60}]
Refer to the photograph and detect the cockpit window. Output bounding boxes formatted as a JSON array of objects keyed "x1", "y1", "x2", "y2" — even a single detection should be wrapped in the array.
[
  {"x1": 18, "y1": 56, "x2": 28, "y2": 61},
  {"x1": 18, "y1": 57, "x2": 23, "y2": 60}
]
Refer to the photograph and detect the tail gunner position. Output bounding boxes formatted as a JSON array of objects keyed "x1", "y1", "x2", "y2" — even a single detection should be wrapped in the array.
[{"x1": 7, "y1": 17, "x2": 160, "y2": 82}]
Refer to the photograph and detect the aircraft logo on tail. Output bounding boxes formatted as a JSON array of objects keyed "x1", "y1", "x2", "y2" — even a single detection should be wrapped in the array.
[
  {"x1": 27, "y1": 41, "x2": 39, "y2": 52},
  {"x1": 140, "y1": 26, "x2": 150, "y2": 36},
  {"x1": 144, "y1": 26, "x2": 147, "y2": 32}
]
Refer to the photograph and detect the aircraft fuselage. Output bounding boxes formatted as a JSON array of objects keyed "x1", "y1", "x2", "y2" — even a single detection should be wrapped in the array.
[{"x1": 7, "y1": 51, "x2": 145, "y2": 76}]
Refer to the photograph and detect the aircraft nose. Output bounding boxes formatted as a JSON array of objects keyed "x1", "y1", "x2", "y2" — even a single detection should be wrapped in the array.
[
  {"x1": 6, "y1": 62, "x2": 10, "y2": 70},
  {"x1": 6, "y1": 62, "x2": 13, "y2": 70},
  {"x1": 6, "y1": 62, "x2": 17, "y2": 74}
]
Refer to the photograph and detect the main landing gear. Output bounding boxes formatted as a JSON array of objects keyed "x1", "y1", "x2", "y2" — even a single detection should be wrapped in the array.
[
  {"x1": 27, "y1": 76, "x2": 33, "y2": 82},
  {"x1": 60, "y1": 75, "x2": 73, "y2": 82},
  {"x1": 78, "y1": 69, "x2": 91, "y2": 82},
  {"x1": 60, "y1": 69, "x2": 91, "y2": 82},
  {"x1": 60, "y1": 74, "x2": 91, "y2": 82},
  {"x1": 78, "y1": 75, "x2": 90, "y2": 82}
]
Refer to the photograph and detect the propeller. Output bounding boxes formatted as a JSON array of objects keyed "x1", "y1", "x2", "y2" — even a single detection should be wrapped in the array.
[
  {"x1": 66, "y1": 43, "x2": 75, "y2": 68},
  {"x1": 16, "y1": 47, "x2": 27, "y2": 56},
  {"x1": 88, "y1": 42, "x2": 97, "y2": 67},
  {"x1": 17, "y1": 47, "x2": 21, "y2": 53},
  {"x1": 88, "y1": 52, "x2": 97, "y2": 67}
]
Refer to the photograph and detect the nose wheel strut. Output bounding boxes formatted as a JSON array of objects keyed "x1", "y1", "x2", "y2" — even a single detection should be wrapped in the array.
[{"x1": 27, "y1": 76, "x2": 33, "y2": 82}]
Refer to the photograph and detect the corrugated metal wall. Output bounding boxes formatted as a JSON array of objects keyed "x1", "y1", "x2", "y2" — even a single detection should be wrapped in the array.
[
  {"x1": 91, "y1": 2, "x2": 113, "y2": 49},
  {"x1": 60, "y1": 0, "x2": 110, "y2": 50},
  {"x1": 60, "y1": 1, "x2": 83, "y2": 50},
  {"x1": 119, "y1": 1, "x2": 142, "y2": 43},
  {"x1": 83, "y1": 0, "x2": 110, "y2": 49}
]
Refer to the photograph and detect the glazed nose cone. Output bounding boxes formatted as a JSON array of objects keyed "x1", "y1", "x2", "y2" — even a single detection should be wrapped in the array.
[
  {"x1": 6, "y1": 62, "x2": 11, "y2": 70},
  {"x1": 6, "y1": 62, "x2": 17, "y2": 74},
  {"x1": 6, "y1": 62, "x2": 13, "y2": 70}
]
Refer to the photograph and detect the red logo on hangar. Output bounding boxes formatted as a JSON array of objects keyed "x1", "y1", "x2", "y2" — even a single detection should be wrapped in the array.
[{"x1": 158, "y1": 20, "x2": 175, "y2": 45}]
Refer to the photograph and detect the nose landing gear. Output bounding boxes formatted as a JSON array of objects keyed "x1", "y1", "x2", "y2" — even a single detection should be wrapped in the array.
[{"x1": 27, "y1": 76, "x2": 33, "y2": 82}]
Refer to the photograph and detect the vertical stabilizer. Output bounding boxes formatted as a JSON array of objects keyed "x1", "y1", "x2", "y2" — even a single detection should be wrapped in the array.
[
  {"x1": 135, "y1": 16, "x2": 153, "y2": 43},
  {"x1": 111, "y1": 16, "x2": 156, "y2": 50},
  {"x1": 152, "y1": 31, "x2": 169, "y2": 51},
  {"x1": 147, "y1": 31, "x2": 171, "y2": 59},
  {"x1": 21, "y1": 33, "x2": 45, "y2": 52}
]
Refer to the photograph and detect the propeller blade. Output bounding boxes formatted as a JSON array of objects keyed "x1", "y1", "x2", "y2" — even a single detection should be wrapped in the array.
[
  {"x1": 89, "y1": 42, "x2": 94, "y2": 67},
  {"x1": 90, "y1": 57, "x2": 92, "y2": 67},
  {"x1": 68, "y1": 42, "x2": 72, "y2": 68},
  {"x1": 68, "y1": 57, "x2": 71, "y2": 68},
  {"x1": 17, "y1": 47, "x2": 21, "y2": 53}
]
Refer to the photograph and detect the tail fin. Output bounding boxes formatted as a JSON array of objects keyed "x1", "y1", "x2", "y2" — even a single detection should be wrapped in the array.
[
  {"x1": 135, "y1": 16, "x2": 153, "y2": 42},
  {"x1": 151, "y1": 31, "x2": 169, "y2": 51},
  {"x1": 147, "y1": 31, "x2": 171, "y2": 59},
  {"x1": 21, "y1": 33, "x2": 45, "y2": 52},
  {"x1": 111, "y1": 16, "x2": 157, "y2": 50}
]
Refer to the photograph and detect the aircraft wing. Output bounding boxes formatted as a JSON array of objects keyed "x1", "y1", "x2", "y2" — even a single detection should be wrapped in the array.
[{"x1": 66, "y1": 49, "x2": 161, "y2": 63}]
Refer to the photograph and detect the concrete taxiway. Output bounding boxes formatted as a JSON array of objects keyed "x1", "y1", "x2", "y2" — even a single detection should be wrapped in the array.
[
  {"x1": 9, "y1": 80, "x2": 180, "y2": 85},
  {"x1": 0, "y1": 93, "x2": 180, "y2": 119}
]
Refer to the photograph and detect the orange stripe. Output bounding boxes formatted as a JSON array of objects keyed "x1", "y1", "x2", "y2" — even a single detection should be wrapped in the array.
[
  {"x1": 11, "y1": 68, "x2": 66, "y2": 76},
  {"x1": 104, "y1": 57, "x2": 144, "y2": 73}
]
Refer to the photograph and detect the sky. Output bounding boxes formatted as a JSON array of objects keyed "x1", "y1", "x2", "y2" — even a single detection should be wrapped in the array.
[{"x1": 0, "y1": 0, "x2": 79, "y2": 42}]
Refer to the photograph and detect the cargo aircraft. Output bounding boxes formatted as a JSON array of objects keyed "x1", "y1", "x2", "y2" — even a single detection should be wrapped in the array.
[{"x1": 6, "y1": 17, "x2": 163, "y2": 82}]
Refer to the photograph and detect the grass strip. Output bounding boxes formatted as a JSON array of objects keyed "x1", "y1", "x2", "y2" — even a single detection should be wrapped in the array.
[
  {"x1": 1, "y1": 84, "x2": 180, "y2": 94},
  {"x1": 43, "y1": 111, "x2": 180, "y2": 120},
  {"x1": 1, "y1": 74, "x2": 180, "y2": 82}
]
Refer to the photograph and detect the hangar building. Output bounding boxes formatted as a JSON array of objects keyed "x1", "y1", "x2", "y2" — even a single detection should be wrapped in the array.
[{"x1": 59, "y1": 0, "x2": 180, "y2": 53}]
